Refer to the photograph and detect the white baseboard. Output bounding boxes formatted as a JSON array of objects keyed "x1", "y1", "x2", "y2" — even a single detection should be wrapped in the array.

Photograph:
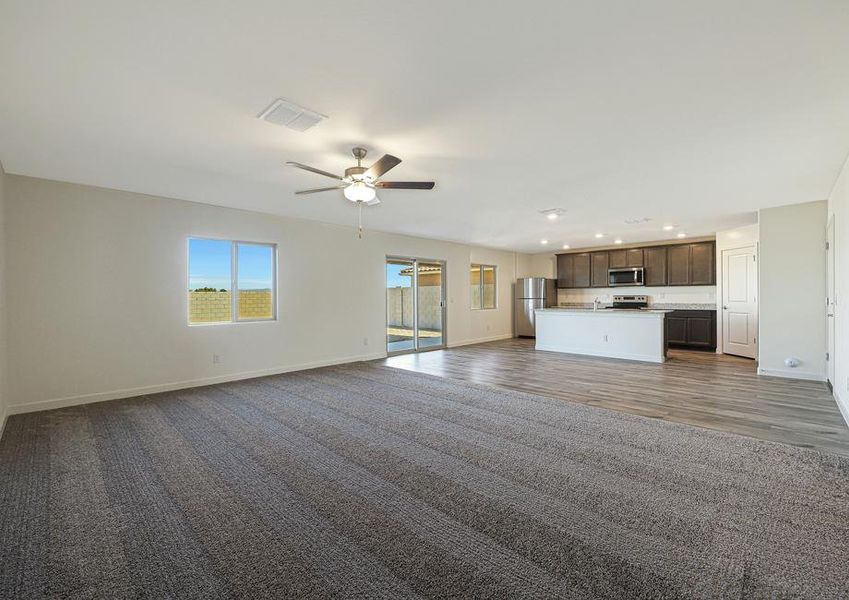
[
  {"x1": 834, "y1": 388, "x2": 849, "y2": 429},
  {"x1": 7, "y1": 351, "x2": 388, "y2": 416},
  {"x1": 448, "y1": 333, "x2": 514, "y2": 348},
  {"x1": 0, "y1": 405, "x2": 7, "y2": 442},
  {"x1": 757, "y1": 367, "x2": 827, "y2": 382}
]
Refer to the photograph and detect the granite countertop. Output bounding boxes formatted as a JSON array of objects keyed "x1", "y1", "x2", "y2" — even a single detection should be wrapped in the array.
[
  {"x1": 557, "y1": 302, "x2": 716, "y2": 311},
  {"x1": 538, "y1": 308, "x2": 673, "y2": 315}
]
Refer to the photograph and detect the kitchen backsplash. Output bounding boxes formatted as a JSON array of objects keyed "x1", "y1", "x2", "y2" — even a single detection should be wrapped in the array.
[{"x1": 558, "y1": 286, "x2": 716, "y2": 306}]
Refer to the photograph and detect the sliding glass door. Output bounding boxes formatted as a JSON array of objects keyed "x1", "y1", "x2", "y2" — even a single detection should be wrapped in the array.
[
  {"x1": 386, "y1": 257, "x2": 446, "y2": 354},
  {"x1": 416, "y1": 261, "x2": 444, "y2": 349}
]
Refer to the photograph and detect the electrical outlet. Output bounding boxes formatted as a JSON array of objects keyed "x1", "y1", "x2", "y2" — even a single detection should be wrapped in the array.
[{"x1": 212, "y1": 354, "x2": 221, "y2": 364}]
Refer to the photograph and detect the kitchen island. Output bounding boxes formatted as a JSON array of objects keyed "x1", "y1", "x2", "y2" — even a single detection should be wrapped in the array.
[{"x1": 535, "y1": 308, "x2": 672, "y2": 363}]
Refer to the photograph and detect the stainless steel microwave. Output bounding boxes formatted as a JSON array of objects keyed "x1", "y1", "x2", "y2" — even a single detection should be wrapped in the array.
[{"x1": 608, "y1": 267, "x2": 645, "y2": 287}]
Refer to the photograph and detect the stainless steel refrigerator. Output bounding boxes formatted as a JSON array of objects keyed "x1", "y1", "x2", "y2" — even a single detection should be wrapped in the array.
[{"x1": 514, "y1": 277, "x2": 556, "y2": 337}]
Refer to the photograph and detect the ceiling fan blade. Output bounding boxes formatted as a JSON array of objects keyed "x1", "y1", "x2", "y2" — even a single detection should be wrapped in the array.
[
  {"x1": 375, "y1": 181, "x2": 435, "y2": 190},
  {"x1": 295, "y1": 186, "x2": 345, "y2": 195},
  {"x1": 285, "y1": 161, "x2": 344, "y2": 181},
  {"x1": 364, "y1": 154, "x2": 401, "y2": 180},
  {"x1": 365, "y1": 197, "x2": 381, "y2": 206}
]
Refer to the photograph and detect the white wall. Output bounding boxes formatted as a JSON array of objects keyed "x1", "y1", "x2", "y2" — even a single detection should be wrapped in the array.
[
  {"x1": 0, "y1": 162, "x2": 7, "y2": 434},
  {"x1": 715, "y1": 224, "x2": 759, "y2": 354},
  {"x1": 4, "y1": 175, "x2": 525, "y2": 413},
  {"x1": 827, "y1": 155, "x2": 849, "y2": 423},
  {"x1": 758, "y1": 201, "x2": 827, "y2": 381}
]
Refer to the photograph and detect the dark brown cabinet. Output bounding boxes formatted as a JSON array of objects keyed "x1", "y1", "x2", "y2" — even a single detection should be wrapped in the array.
[
  {"x1": 666, "y1": 242, "x2": 715, "y2": 286},
  {"x1": 555, "y1": 240, "x2": 715, "y2": 289},
  {"x1": 572, "y1": 253, "x2": 591, "y2": 288},
  {"x1": 667, "y1": 244, "x2": 690, "y2": 286},
  {"x1": 556, "y1": 254, "x2": 574, "y2": 288},
  {"x1": 591, "y1": 252, "x2": 609, "y2": 287},
  {"x1": 608, "y1": 250, "x2": 626, "y2": 269},
  {"x1": 625, "y1": 248, "x2": 643, "y2": 267},
  {"x1": 644, "y1": 246, "x2": 667, "y2": 286},
  {"x1": 689, "y1": 242, "x2": 715, "y2": 285},
  {"x1": 665, "y1": 310, "x2": 716, "y2": 350},
  {"x1": 557, "y1": 252, "x2": 591, "y2": 288}
]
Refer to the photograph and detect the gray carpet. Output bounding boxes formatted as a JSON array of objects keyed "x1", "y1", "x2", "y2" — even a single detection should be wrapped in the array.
[{"x1": 1, "y1": 363, "x2": 848, "y2": 599}]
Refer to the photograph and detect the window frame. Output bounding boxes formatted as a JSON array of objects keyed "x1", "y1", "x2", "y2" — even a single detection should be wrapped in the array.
[
  {"x1": 187, "y1": 237, "x2": 278, "y2": 326},
  {"x1": 470, "y1": 263, "x2": 497, "y2": 310}
]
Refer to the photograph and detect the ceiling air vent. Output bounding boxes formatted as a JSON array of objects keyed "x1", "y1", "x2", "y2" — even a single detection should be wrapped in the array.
[{"x1": 257, "y1": 98, "x2": 327, "y2": 132}]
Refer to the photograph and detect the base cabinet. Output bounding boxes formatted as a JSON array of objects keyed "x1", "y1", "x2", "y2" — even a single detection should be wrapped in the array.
[{"x1": 665, "y1": 310, "x2": 716, "y2": 350}]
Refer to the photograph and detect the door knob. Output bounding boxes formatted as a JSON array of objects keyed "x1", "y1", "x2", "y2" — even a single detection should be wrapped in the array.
[{"x1": 722, "y1": 305, "x2": 728, "y2": 310}]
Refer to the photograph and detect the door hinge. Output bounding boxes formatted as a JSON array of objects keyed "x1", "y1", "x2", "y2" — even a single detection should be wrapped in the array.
[
  {"x1": 826, "y1": 241, "x2": 830, "y2": 250},
  {"x1": 826, "y1": 352, "x2": 830, "y2": 361}
]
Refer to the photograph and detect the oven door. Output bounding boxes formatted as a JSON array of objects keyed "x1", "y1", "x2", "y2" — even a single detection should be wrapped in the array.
[{"x1": 608, "y1": 267, "x2": 645, "y2": 287}]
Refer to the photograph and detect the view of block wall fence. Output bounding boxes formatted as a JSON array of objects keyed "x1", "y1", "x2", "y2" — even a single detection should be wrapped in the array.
[
  {"x1": 386, "y1": 287, "x2": 442, "y2": 330},
  {"x1": 189, "y1": 290, "x2": 273, "y2": 322}
]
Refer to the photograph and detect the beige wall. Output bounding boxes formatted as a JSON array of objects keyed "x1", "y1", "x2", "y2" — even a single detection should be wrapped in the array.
[
  {"x1": 4, "y1": 175, "x2": 524, "y2": 413},
  {"x1": 827, "y1": 156, "x2": 849, "y2": 423},
  {"x1": 0, "y1": 162, "x2": 7, "y2": 433},
  {"x1": 758, "y1": 201, "x2": 827, "y2": 380}
]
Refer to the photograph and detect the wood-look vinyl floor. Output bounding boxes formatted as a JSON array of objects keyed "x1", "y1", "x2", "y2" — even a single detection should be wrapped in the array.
[{"x1": 381, "y1": 338, "x2": 849, "y2": 457}]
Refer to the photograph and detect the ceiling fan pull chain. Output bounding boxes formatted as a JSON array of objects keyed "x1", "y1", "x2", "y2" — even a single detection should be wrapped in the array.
[{"x1": 357, "y1": 201, "x2": 363, "y2": 239}]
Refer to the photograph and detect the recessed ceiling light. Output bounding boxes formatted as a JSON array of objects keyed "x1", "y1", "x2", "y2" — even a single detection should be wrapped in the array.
[
  {"x1": 539, "y1": 208, "x2": 565, "y2": 220},
  {"x1": 677, "y1": 232, "x2": 686, "y2": 238},
  {"x1": 540, "y1": 239, "x2": 549, "y2": 245},
  {"x1": 614, "y1": 239, "x2": 623, "y2": 245},
  {"x1": 594, "y1": 233, "x2": 604, "y2": 239},
  {"x1": 663, "y1": 225, "x2": 675, "y2": 231},
  {"x1": 562, "y1": 244, "x2": 570, "y2": 249}
]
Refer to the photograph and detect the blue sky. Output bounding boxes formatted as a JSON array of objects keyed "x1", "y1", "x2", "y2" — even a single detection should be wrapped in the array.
[
  {"x1": 189, "y1": 239, "x2": 273, "y2": 290},
  {"x1": 386, "y1": 262, "x2": 412, "y2": 288}
]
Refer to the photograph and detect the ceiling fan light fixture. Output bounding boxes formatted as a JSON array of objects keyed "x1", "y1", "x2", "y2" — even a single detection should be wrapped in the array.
[{"x1": 343, "y1": 181, "x2": 376, "y2": 202}]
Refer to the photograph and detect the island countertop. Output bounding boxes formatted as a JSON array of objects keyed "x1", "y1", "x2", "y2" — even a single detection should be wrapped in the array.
[{"x1": 536, "y1": 308, "x2": 673, "y2": 316}]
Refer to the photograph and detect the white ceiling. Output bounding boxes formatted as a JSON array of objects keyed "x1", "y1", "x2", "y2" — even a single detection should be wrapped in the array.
[{"x1": 2, "y1": 1, "x2": 848, "y2": 252}]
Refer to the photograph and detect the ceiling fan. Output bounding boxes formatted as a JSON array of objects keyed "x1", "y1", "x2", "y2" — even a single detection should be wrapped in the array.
[{"x1": 286, "y1": 147, "x2": 435, "y2": 237}]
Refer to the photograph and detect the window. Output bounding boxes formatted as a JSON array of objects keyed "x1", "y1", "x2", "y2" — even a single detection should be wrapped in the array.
[
  {"x1": 470, "y1": 264, "x2": 496, "y2": 309},
  {"x1": 188, "y1": 238, "x2": 276, "y2": 324}
]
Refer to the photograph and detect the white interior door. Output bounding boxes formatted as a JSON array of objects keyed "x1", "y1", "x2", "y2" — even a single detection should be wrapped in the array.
[
  {"x1": 722, "y1": 246, "x2": 758, "y2": 358},
  {"x1": 826, "y1": 217, "x2": 835, "y2": 385}
]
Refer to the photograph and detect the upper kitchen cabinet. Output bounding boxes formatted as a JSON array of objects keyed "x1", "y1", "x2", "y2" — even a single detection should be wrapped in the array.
[
  {"x1": 667, "y1": 242, "x2": 715, "y2": 286},
  {"x1": 643, "y1": 246, "x2": 667, "y2": 286},
  {"x1": 557, "y1": 252, "x2": 591, "y2": 288},
  {"x1": 556, "y1": 253, "x2": 574, "y2": 288},
  {"x1": 556, "y1": 240, "x2": 714, "y2": 289},
  {"x1": 625, "y1": 248, "x2": 644, "y2": 267},
  {"x1": 608, "y1": 250, "x2": 626, "y2": 268},
  {"x1": 591, "y1": 252, "x2": 609, "y2": 287},
  {"x1": 689, "y1": 242, "x2": 715, "y2": 285},
  {"x1": 667, "y1": 244, "x2": 691, "y2": 285},
  {"x1": 572, "y1": 253, "x2": 592, "y2": 288}
]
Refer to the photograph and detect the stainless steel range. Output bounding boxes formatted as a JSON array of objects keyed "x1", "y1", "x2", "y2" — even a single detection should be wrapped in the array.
[{"x1": 610, "y1": 295, "x2": 649, "y2": 309}]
